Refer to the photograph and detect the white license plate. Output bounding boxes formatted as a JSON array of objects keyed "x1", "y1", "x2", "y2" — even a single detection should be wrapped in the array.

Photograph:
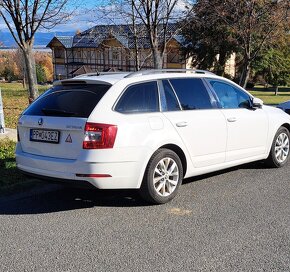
[{"x1": 30, "y1": 129, "x2": 60, "y2": 143}]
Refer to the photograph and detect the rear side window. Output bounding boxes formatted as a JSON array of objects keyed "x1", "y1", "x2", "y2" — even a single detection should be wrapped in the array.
[
  {"x1": 115, "y1": 81, "x2": 159, "y2": 113},
  {"x1": 24, "y1": 84, "x2": 110, "y2": 118},
  {"x1": 169, "y1": 78, "x2": 212, "y2": 110}
]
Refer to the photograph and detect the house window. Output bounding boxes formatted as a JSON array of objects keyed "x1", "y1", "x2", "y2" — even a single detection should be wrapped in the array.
[
  {"x1": 112, "y1": 50, "x2": 120, "y2": 61},
  {"x1": 167, "y1": 50, "x2": 180, "y2": 63},
  {"x1": 54, "y1": 48, "x2": 64, "y2": 58}
]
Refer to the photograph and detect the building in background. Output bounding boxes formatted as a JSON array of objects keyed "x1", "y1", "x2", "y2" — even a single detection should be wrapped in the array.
[{"x1": 47, "y1": 24, "x2": 235, "y2": 80}]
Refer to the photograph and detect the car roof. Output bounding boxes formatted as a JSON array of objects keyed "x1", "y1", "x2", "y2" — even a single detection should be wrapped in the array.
[
  {"x1": 53, "y1": 70, "x2": 250, "y2": 93},
  {"x1": 54, "y1": 72, "x2": 130, "y2": 86},
  {"x1": 55, "y1": 69, "x2": 219, "y2": 86}
]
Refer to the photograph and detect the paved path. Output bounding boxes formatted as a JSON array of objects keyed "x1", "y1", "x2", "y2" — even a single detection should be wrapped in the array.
[
  {"x1": 0, "y1": 161, "x2": 290, "y2": 271},
  {"x1": 0, "y1": 128, "x2": 17, "y2": 141}
]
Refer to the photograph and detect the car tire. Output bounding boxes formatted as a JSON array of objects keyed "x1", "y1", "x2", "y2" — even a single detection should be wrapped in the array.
[
  {"x1": 139, "y1": 148, "x2": 183, "y2": 204},
  {"x1": 265, "y1": 126, "x2": 290, "y2": 168}
]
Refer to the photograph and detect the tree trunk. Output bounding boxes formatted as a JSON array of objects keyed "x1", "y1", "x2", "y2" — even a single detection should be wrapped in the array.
[
  {"x1": 131, "y1": 1, "x2": 140, "y2": 71},
  {"x1": 275, "y1": 86, "x2": 278, "y2": 96},
  {"x1": 152, "y1": 47, "x2": 163, "y2": 69},
  {"x1": 22, "y1": 44, "x2": 39, "y2": 103},
  {"x1": 215, "y1": 50, "x2": 227, "y2": 76},
  {"x1": 239, "y1": 60, "x2": 251, "y2": 89}
]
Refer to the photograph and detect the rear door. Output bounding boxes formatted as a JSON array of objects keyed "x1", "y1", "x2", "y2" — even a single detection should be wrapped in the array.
[
  {"x1": 161, "y1": 78, "x2": 227, "y2": 168},
  {"x1": 18, "y1": 83, "x2": 111, "y2": 159}
]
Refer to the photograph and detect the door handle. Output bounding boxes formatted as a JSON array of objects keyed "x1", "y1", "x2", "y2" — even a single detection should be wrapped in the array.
[
  {"x1": 176, "y1": 121, "x2": 188, "y2": 127},
  {"x1": 227, "y1": 117, "x2": 237, "y2": 122}
]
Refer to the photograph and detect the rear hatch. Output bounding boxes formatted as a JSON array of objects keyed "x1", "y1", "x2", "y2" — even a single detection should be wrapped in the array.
[{"x1": 18, "y1": 82, "x2": 111, "y2": 160}]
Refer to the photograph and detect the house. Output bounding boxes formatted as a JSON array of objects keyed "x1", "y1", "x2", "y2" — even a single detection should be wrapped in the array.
[{"x1": 47, "y1": 24, "x2": 235, "y2": 80}]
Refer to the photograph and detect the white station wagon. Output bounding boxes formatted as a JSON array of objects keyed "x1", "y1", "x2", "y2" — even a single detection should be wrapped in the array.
[{"x1": 16, "y1": 70, "x2": 290, "y2": 204}]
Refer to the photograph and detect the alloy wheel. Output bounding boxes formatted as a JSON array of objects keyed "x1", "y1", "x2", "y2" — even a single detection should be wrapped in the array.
[
  {"x1": 274, "y1": 132, "x2": 289, "y2": 163},
  {"x1": 153, "y1": 157, "x2": 179, "y2": 197}
]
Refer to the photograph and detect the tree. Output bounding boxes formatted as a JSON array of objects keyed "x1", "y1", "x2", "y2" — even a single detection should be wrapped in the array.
[
  {"x1": 36, "y1": 64, "x2": 46, "y2": 83},
  {"x1": 253, "y1": 43, "x2": 290, "y2": 94},
  {"x1": 183, "y1": 0, "x2": 289, "y2": 87},
  {"x1": 0, "y1": 0, "x2": 73, "y2": 102},
  {"x1": 95, "y1": 0, "x2": 193, "y2": 69},
  {"x1": 181, "y1": 0, "x2": 238, "y2": 76},
  {"x1": 213, "y1": 0, "x2": 289, "y2": 88}
]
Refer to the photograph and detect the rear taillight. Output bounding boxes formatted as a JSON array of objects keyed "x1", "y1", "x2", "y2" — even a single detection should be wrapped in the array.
[{"x1": 83, "y1": 122, "x2": 117, "y2": 149}]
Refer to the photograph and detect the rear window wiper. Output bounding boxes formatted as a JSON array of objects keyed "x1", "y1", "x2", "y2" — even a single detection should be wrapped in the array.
[{"x1": 41, "y1": 108, "x2": 77, "y2": 117}]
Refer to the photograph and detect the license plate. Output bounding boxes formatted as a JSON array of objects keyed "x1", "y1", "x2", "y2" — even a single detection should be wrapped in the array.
[{"x1": 30, "y1": 129, "x2": 60, "y2": 144}]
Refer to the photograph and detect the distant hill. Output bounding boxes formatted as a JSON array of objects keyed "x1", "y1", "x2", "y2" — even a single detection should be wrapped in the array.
[{"x1": 0, "y1": 31, "x2": 75, "y2": 48}]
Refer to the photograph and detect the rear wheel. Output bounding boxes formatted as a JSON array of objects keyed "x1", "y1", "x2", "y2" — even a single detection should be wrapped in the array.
[
  {"x1": 265, "y1": 127, "x2": 290, "y2": 168},
  {"x1": 140, "y1": 148, "x2": 183, "y2": 204}
]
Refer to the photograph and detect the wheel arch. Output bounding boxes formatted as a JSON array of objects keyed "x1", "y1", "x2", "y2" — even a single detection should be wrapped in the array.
[
  {"x1": 159, "y1": 144, "x2": 187, "y2": 178},
  {"x1": 281, "y1": 123, "x2": 290, "y2": 133}
]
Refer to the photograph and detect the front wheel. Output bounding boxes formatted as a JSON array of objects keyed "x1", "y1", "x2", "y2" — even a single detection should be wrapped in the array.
[
  {"x1": 265, "y1": 127, "x2": 290, "y2": 168},
  {"x1": 139, "y1": 148, "x2": 183, "y2": 204}
]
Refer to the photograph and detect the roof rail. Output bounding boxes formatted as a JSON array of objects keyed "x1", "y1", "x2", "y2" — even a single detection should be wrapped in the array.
[
  {"x1": 124, "y1": 69, "x2": 215, "y2": 78},
  {"x1": 74, "y1": 72, "x2": 128, "y2": 78}
]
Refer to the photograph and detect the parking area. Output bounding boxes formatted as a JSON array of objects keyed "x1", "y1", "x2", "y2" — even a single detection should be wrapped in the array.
[{"x1": 0, "y1": 161, "x2": 290, "y2": 271}]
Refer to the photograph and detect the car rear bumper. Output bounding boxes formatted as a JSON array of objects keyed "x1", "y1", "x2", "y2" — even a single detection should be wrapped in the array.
[{"x1": 16, "y1": 146, "x2": 145, "y2": 189}]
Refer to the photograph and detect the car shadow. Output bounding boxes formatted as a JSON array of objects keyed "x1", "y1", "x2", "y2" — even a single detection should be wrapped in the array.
[
  {"x1": 0, "y1": 186, "x2": 151, "y2": 215},
  {"x1": 182, "y1": 160, "x2": 266, "y2": 185},
  {"x1": 0, "y1": 160, "x2": 268, "y2": 215}
]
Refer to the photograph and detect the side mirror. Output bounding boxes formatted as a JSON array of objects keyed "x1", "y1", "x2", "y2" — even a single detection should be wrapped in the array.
[{"x1": 252, "y1": 97, "x2": 263, "y2": 108}]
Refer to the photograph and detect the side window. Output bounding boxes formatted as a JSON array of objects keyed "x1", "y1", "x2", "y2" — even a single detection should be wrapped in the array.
[
  {"x1": 169, "y1": 78, "x2": 212, "y2": 110},
  {"x1": 209, "y1": 80, "x2": 251, "y2": 109},
  {"x1": 115, "y1": 81, "x2": 159, "y2": 113},
  {"x1": 162, "y1": 80, "x2": 181, "y2": 111}
]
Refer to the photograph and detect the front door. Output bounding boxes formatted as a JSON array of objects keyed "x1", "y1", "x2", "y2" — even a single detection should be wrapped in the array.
[
  {"x1": 161, "y1": 78, "x2": 227, "y2": 168},
  {"x1": 207, "y1": 79, "x2": 268, "y2": 162}
]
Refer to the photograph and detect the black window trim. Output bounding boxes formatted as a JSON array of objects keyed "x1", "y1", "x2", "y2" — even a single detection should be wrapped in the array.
[
  {"x1": 163, "y1": 77, "x2": 219, "y2": 111},
  {"x1": 204, "y1": 78, "x2": 254, "y2": 110},
  {"x1": 113, "y1": 80, "x2": 161, "y2": 114},
  {"x1": 158, "y1": 79, "x2": 182, "y2": 112}
]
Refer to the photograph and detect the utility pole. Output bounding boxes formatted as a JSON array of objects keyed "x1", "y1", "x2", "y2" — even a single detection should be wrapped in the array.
[{"x1": 0, "y1": 88, "x2": 5, "y2": 134}]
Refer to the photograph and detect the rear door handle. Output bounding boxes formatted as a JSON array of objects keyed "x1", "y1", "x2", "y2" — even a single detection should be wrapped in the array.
[
  {"x1": 227, "y1": 117, "x2": 237, "y2": 122},
  {"x1": 176, "y1": 122, "x2": 188, "y2": 127}
]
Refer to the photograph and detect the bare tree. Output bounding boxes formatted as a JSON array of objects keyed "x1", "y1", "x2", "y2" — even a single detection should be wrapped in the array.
[
  {"x1": 131, "y1": 0, "x2": 192, "y2": 69},
  {"x1": 92, "y1": 0, "x2": 148, "y2": 71},
  {"x1": 0, "y1": 0, "x2": 73, "y2": 102},
  {"x1": 94, "y1": 0, "x2": 193, "y2": 70}
]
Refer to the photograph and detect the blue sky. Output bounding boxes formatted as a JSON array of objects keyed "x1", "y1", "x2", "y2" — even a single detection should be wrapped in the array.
[{"x1": 0, "y1": 1, "x2": 104, "y2": 33}]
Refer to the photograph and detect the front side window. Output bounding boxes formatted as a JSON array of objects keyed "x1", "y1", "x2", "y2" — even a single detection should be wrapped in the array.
[
  {"x1": 115, "y1": 81, "x2": 159, "y2": 113},
  {"x1": 169, "y1": 78, "x2": 212, "y2": 110},
  {"x1": 208, "y1": 80, "x2": 251, "y2": 109}
]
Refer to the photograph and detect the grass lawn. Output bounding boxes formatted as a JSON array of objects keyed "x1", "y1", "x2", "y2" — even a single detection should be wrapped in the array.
[
  {"x1": 249, "y1": 87, "x2": 290, "y2": 105},
  {"x1": 0, "y1": 138, "x2": 27, "y2": 193},
  {"x1": 0, "y1": 82, "x2": 50, "y2": 129},
  {"x1": 0, "y1": 138, "x2": 45, "y2": 194}
]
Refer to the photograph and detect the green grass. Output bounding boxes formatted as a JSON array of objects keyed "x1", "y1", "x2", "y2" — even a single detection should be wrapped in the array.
[
  {"x1": 0, "y1": 82, "x2": 50, "y2": 129},
  {"x1": 0, "y1": 138, "x2": 26, "y2": 191},
  {"x1": 248, "y1": 87, "x2": 290, "y2": 105},
  {"x1": 0, "y1": 138, "x2": 44, "y2": 194}
]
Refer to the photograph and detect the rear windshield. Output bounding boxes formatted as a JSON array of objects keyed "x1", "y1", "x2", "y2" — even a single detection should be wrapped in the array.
[{"x1": 23, "y1": 84, "x2": 111, "y2": 118}]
